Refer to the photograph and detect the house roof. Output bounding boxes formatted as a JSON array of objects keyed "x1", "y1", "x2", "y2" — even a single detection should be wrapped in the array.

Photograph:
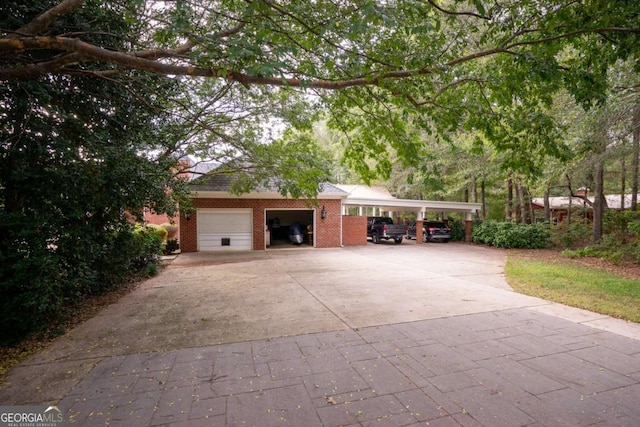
[
  {"x1": 189, "y1": 173, "x2": 348, "y2": 199},
  {"x1": 532, "y1": 194, "x2": 640, "y2": 210},
  {"x1": 335, "y1": 185, "x2": 395, "y2": 199},
  {"x1": 531, "y1": 197, "x2": 589, "y2": 210},
  {"x1": 186, "y1": 164, "x2": 481, "y2": 214},
  {"x1": 605, "y1": 194, "x2": 639, "y2": 209},
  {"x1": 190, "y1": 173, "x2": 236, "y2": 191},
  {"x1": 187, "y1": 162, "x2": 219, "y2": 182}
]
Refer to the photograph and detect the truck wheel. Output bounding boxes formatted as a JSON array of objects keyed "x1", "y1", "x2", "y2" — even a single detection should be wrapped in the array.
[
  {"x1": 394, "y1": 238, "x2": 403, "y2": 244},
  {"x1": 372, "y1": 233, "x2": 380, "y2": 244},
  {"x1": 422, "y1": 233, "x2": 428, "y2": 243}
]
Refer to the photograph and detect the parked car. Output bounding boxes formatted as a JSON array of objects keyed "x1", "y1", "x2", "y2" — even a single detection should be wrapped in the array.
[
  {"x1": 367, "y1": 217, "x2": 405, "y2": 244},
  {"x1": 405, "y1": 221, "x2": 451, "y2": 243}
]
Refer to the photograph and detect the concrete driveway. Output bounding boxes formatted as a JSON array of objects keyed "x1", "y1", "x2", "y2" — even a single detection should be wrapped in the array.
[{"x1": 2, "y1": 242, "x2": 640, "y2": 426}]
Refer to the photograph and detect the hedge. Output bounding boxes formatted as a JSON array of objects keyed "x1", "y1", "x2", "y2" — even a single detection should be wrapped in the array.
[{"x1": 472, "y1": 220, "x2": 550, "y2": 249}]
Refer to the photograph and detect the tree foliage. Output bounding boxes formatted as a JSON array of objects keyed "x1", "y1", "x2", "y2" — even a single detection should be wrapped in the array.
[
  {"x1": 0, "y1": 0, "x2": 190, "y2": 343},
  {"x1": 472, "y1": 220, "x2": 551, "y2": 249},
  {"x1": 1, "y1": 1, "x2": 638, "y2": 170}
]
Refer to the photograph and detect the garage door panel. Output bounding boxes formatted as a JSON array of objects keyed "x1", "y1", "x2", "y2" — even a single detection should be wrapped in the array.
[
  {"x1": 197, "y1": 209, "x2": 252, "y2": 251},
  {"x1": 198, "y1": 233, "x2": 252, "y2": 250},
  {"x1": 199, "y1": 212, "x2": 251, "y2": 234}
]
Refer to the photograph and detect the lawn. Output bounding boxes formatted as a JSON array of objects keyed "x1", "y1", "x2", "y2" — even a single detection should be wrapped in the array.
[{"x1": 506, "y1": 252, "x2": 640, "y2": 323}]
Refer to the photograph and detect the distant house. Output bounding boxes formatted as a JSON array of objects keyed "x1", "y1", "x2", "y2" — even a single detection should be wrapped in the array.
[{"x1": 531, "y1": 191, "x2": 639, "y2": 223}]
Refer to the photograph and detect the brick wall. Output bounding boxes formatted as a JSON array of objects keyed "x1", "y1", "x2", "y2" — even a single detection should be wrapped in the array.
[
  {"x1": 313, "y1": 199, "x2": 342, "y2": 248},
  {"x1": 342, "y1": 216, "x2": 367, "y2": 246},
  {"x1": 179, "y1": 210, "x2": 197, "y2": 252},
  {"x1": 415, "y1": 219, "x2": 424, "y2": 245},
  {"x1": 180, "y1": 198, "x2": 343, "y2": 251}
]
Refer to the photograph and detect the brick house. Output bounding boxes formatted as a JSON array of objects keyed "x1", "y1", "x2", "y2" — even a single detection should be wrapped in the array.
[
  {"x1": 179, "y1": 175, "x2": 357, "y2": 251},
  {"x1": 531, "y1": 189, "x2": 640, "y2": 223},
  {"x1": 179, "y1": 175, "x2": 482, "y2": 252}
]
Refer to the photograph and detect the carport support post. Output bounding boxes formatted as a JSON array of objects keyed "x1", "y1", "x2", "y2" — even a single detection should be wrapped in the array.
[
  {"x1": 465, "y1": 212, "x2": 473, "y2": 242},
  {"x1": 415, "y1": 219, "x2": 424, "y2": 244}
]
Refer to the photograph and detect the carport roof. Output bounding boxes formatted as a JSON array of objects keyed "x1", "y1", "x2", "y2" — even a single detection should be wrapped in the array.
[
  {"x1": 336, "y1": 184, "x2": 482, "y2": 214},
  {"x1": 532, "y1": 194, "x2": 640, "y2": 210}
]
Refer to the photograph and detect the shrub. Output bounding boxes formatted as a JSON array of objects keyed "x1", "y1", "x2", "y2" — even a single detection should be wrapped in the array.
[
  {"x1": 449, "y1": 219, "x2": 466, "y2": 242},
  {"x1": 163, "y1": 238, "x2": 179, "y2": 255},
  {"x1": 160, "y1": 223, "x2": 179, "y2": 240},
  {"x1": 549, "y1": 217, "x2": 592, "y2": 248},
  {"x1": 603, "y1": 210, "x2": 640, "y2": 244},
  {"x1": 139, "y1": 224, "x2": 168, "y2": 242},
  {"x1": 573, "y1": 211, "x2": 640, "y2": 264},
  {"x1": 132, "y1": 225, "x2": 164, "y2": 268},
  {"x1": 557, "y1": 210, "x2": 640, "y2": 264},
  {"x1": 473, "y1": 220, "x2": 550, "y2": 249},
  {"x1": 0, "y1": 242, "x2": 64, "y2": 344},
  {"x1": 562, "y1": 246, "x2": 600, "y2": 258},
  {"x1": 472, "y1": 220, "x2": 499, "y2": 245},
  {"x1": 96, "y1": 227, "x2": 163, "y2": 287},
  {"x1": 0, "y1": 222, "x2": 163, "y2": 345}
]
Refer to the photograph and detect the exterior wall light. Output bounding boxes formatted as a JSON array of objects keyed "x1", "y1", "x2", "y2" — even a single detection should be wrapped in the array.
[
  {"x1": 320, "y1": 205, "x2": 327, "y2": 220},
  {"x1": 184, "y1": 210, "x2": 191, "y2": 221}
]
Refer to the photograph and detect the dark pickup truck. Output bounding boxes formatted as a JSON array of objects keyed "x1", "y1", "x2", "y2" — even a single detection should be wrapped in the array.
[{"x1": 367, "y1": 217, "x2": 405, "y2": 244}]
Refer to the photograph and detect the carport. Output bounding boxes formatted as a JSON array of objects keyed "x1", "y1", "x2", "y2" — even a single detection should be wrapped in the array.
[{"x1": 337, "y1": 185, "x2": 482, "y2": 242}]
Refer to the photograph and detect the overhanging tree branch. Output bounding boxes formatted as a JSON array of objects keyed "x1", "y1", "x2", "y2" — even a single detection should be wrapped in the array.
[
  {"x1": 0, "y1": 35, "x2": 499, "y2": 85},
  {"x1": 8, "y1": 0, "x2": 86, "y2": 37},
  {"x1": 426, "y1": 0, "x2": 490, "y2": 20},
  {"x1": 3, "y1": 25, "x2": 637, "y2": 87}
]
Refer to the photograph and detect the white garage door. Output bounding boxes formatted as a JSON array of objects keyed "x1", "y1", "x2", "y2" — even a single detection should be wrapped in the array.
[{"x1": 197, "y1": 209, "x2": 252, "y2": 251}]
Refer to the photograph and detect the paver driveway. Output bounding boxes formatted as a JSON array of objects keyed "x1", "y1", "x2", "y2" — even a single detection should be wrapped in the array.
[{"x1": 1, "y1": 242, "x2": 639, "y2": 426}]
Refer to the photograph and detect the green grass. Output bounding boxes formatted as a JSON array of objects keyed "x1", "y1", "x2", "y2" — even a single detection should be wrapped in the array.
[{"x1": 505, "y1": 257, "x2": 640, "y2": 323}]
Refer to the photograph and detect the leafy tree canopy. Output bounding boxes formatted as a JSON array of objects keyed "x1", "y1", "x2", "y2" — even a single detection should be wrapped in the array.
[
  {"x1": 1, "y1": 0, "x2": 638, "y2": 181},
  {"x1": 0, "y1": 0, "x2": 191, "y2": 342},
  {"x1": 2, "y1": 1, "x2": 637, "y2": 88}
]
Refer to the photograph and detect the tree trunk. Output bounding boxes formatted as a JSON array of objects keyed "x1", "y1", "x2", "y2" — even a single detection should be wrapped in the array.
[
  {"x1": 471, "y1": 175, "x2": 478, "y2": 203},
  {"x1": 567, "y1": 188, "x2": 572, "y2": 228},
  {"x1": 620, "y1": 156, "x2": 626, "y2": 210},
  {"x1": 632, "y1": 102, "x2": 640, "y2": 210},
  {"x1": 544, "y1": 187, "x2": 551, "y2": 222},
  {"x1": 565, "y1": 175, "x2": 573, "y2": 228},
  {"x1": 592, "y1": 158, "x2": 606, "y2": 243},
  {"x1": 481, "y1": 180, "x2": 486, "y2": 220},
  {"x1": 517, "y1": 182, "x2": 527, "y2": 224},
  {"x1": 464, "y1": 184, "x2": 469, "y2": 203},
  {"x1": 507, "y1": 173, "x2": 514, "y2": 220},
  {"x1": 471, "y1": 176, "x2": 479, "y2": 219},
  {"x1": 525, "y1": 186, "x2": 534, "y2": 223}
]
